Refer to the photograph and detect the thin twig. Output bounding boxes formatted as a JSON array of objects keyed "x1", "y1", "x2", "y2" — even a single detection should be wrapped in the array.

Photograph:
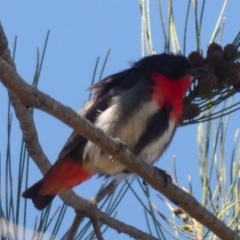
[
  {"x1": 91, "y1": 181, "x2": 116, "y2": 204},
  {"x1": 66, "y1": 212, "x2": 85, "y2": 240},
  {"x1": 91, "y1": 218, "x2": 104, "y2": 240},
  {"x1": 66, "y1": 181, "x2": 116, "y2": 239}
]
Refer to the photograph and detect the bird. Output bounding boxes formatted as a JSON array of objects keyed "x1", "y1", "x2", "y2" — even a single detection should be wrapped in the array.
[{"x1": 22, "y1": 53, "x2": 207, "y2": 210}]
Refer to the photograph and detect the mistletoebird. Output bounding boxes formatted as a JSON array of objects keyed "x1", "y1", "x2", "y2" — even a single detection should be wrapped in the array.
[{"x1": 22, "y1": 53, "x2": 207, "y2": 210}]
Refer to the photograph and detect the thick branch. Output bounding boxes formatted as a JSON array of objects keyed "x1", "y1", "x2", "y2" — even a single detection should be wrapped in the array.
[
  {"x1": 0, "y1": 23, "x2": 160, "y2": 240},
  {"x1": 0, "y1": 57, "x2": 238, "y2": 239},
  {"x1": 0, "y1": 22, "x2": 51, "y2": 174},
  {"x1": 8, "y1": 94, "x2": 51, "y2": 173}
]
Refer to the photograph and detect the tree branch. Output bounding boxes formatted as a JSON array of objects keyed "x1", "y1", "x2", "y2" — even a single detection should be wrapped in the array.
[
  {"x1": 91, "y1": 181, "x2": 116, "y2": 204},
  {"x1": 0, "y1": 22, "x2": 161, "y2": 240},
  {"x1": 60, "y1": 191, "x2": 158, "y2": 240},
  {"x1": 0, "y1": 22, "x2": 51, "y2": 174}
]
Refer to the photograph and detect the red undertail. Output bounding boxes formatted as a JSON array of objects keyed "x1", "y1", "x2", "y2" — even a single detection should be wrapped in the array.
[{"x1": 22, "y1": 157, "x2": 94, "y2": 210}]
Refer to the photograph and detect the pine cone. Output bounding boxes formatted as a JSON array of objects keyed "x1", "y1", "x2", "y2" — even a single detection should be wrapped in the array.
[
  {"x1": 216, "y1": 62, "x2": 240, "y2": 86},
  {"x1": 196, "y1": 74, "x2": 218, "y2": 96},
  {"x1": 223, "y1": 44, "x2": 239, "y2": 61},
  {"x1": 206, "y1": 43, "x2": 224, "y2": 65},
  {"x1": 182, "y1": 102, "x2": 201, "y2": 120},
  {"x1": 188, "y1": 51, "x2": 204, "y2": 67}
]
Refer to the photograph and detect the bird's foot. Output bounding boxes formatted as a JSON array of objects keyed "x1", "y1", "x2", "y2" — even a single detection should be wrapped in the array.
[
  {"x1": 114, "y1": 138, "x2": 127, "y2": 152},
  {"x1": 109, "y1": 138, "x2": 127, "y2": 163},
  {"x1": 154, "y1": 167, "x2": 172, "y2": 185},
  {"x1": 142, "y1": 167, "x2": 172, "y2": 186}
]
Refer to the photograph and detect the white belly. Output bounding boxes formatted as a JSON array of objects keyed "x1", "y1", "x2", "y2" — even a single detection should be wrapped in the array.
[
  {"x1": 82, "y1": 99, "x2": 175, "y2": 175},
  {"x1": 138, "y1": 120, "x2": 175, "y2": 164}
]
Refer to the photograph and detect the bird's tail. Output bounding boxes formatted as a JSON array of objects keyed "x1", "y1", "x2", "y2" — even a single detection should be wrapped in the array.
[
  {"x1": 22, "y1": 180, "x2": 55, "y2": 210},
  {"x1": 22, "y1": 157, "x2": 95, "y2": 210}
]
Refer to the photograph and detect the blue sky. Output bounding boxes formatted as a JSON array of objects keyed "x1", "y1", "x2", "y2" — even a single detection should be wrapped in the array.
[{"x1": 1, "y1": 1, "x2": 240, "y2": 239}]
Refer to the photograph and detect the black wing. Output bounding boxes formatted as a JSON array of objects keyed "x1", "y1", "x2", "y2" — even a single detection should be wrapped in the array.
[{"x1": 58, "y1": 68, "x2": 143, "y2": 161}]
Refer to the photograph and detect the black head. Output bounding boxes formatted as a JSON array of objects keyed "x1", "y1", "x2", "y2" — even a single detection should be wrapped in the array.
[{"x1": 134, "y1": 53, "x2": 207, "y2": 80}]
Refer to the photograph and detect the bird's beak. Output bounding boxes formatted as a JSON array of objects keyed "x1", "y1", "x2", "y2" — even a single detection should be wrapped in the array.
[{"x1": 186, "y1": 68, "x2": 208, "y2": 79}]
